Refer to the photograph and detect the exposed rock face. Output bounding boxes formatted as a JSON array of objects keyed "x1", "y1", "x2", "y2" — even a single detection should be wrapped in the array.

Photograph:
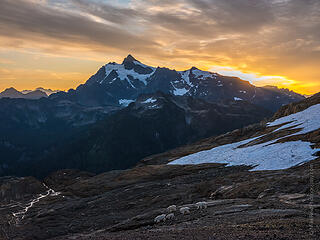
[{"x1": 0, "y1": 176, "x2": 45, "y2": 203}]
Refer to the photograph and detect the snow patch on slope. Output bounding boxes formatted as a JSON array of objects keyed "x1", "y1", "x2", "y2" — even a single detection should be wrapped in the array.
[
  {"x1": 234, "y1": 97, "x2": 243, "y2": 101},
  {"x1": 141, "y1": 97, "x2": 157, "y2": 104},
  {"x1": 267, "y1": 103, "x2": 320, "y2": 136},
  {"x1": 170, "y1": 81, "x2": 189, "y2": 96},
  {"x1": 179, "y1": 70, "x2": 193, "y2": 87},
  {"x1": 173, "y1": 86, "x2": 189, "y2": 96},
  {"x1": 102, "y1": 63, "x2": 155, "y2": 86},
  {"x1": 169, "y1": 104, "x2": 320, "y2": 170},
  {"x1": 119, "y1": 99, "x2": 134, "y2": 106},
  {"x1": 169, "y1": 139, "x2": 317, "y2": 171}
]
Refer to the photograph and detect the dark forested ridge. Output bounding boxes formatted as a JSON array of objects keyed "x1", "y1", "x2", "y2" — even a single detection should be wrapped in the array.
[{"x1": 2, "y1": 92, "x2": 271, "y2": 178}]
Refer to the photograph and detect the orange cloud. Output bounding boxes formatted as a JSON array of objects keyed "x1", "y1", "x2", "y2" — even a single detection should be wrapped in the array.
[{"x1": 0, "y1": 0, "x2": 319, "y2": 95}]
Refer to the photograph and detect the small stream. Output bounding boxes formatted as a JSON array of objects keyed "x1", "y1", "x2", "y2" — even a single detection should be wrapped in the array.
[{"x1": 12, "y1": 183, "x2": 60, "y2": 221}]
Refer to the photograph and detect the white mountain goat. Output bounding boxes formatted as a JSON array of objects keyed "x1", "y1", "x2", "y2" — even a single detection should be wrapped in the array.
[
  {"x1": 154, "y1": 214, "x2": 166, "y2": 223},
  {"x1": 167, "y1": 205, "x2": 177, "y2": 213},
  {"x1": 196, "y1": 201, "x2": 208, "y2": 210},
  {"x1": 165, "y1": 213, "x2": 175, "y2": 220},
  {"x1": 179, "y1": 206, "x2": 190, "y2": 215}
]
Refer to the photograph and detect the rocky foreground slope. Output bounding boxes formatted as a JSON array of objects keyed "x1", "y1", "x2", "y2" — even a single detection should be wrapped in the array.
[
  {"x1": 0, "y1": 94, "x2": 319, "y2": 240},
  {"x1": 1, "y1": 162, "x2": 319, "y2": 239}
]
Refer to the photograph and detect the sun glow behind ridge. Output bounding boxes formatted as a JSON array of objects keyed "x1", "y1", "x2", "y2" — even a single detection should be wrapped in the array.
[
  {"x1": 0, "y1": 0, "x2": 319, "y2": 95},
  {"x1": 210, "y1": 66, "x2": 296, "y2": 89}
]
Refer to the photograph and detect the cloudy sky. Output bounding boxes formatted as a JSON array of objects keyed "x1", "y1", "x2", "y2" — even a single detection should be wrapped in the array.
[{"x1": 0, "y1": 0, "x2": 319, "y2": 94}]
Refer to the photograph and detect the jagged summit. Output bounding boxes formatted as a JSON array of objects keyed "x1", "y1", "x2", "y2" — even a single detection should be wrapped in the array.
[
  {"x1": 3, "y1": 87, "x2": 19, "y2": 93},
  {"x1": 122, "y1": 54, "x2": 138, "y2": 64},
  {"x1": 190, "y1": 66, "x2": 199, "y2": 71}
]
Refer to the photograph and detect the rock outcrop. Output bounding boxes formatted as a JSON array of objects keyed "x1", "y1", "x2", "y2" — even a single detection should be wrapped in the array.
[{"x1": 0, "y1": 176, "x2": 45, "y2": 203}]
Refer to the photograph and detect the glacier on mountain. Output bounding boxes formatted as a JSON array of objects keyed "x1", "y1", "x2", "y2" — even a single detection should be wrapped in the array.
[{"x1": 102, "y1": 62, "x2": 156, "y2": 86}]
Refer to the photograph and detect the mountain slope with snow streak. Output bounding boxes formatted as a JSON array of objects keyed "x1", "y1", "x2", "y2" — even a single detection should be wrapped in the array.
[{"x1": 169, "y1": 102, "x2": 320, "y2": 170}]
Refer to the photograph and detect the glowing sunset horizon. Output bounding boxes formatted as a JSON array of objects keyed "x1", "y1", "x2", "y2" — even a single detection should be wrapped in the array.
[{"x1": 0, "y1": 0, "x2": 319, "y2": 95}]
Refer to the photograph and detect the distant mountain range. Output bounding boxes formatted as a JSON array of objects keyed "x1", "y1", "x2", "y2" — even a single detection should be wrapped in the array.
[
  {"x1": 0, "y1": 87, "x2": 61, "y2": 99},
  {"x1": 1, "y1": 55, "x2": 304, "y2": 110},
  {"x1": 53, "y1": 55, "x2": 304, "y2": 112},
  {"x1": 21, "y1": 87, "x2": 61, "y2": 96}
]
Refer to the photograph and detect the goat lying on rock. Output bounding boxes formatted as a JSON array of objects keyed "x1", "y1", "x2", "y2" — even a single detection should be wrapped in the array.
[
  {"x1": 167, "y1": 205, "x2": 177, "y2": 213},
  {"x1": 179, "y1": 207, "x2": 190, "y2": 215}
]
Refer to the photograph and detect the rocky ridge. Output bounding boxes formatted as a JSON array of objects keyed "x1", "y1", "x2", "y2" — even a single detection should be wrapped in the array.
[{"x1": 0, "y1": 88, "x2": 48, "y2": 100}]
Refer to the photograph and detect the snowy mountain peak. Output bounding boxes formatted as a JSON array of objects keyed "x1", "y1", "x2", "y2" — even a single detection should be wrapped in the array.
[
  {"x1": 101, "y1": 57, "x2": 156, "y2": 86},
  {"x1": 81, "y1": 55, "x2": 304, "y2": 111}
]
